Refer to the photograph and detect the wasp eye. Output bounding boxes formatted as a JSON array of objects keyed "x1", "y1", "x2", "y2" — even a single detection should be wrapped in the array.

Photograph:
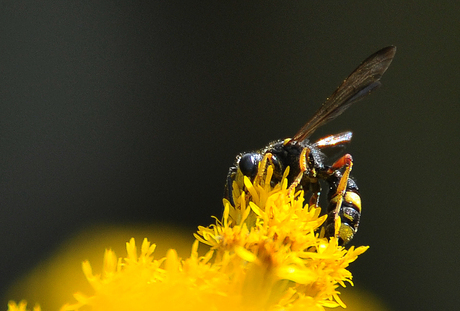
[{"x1": 239, "y1": 153, "x2": 261, "y2": 178}]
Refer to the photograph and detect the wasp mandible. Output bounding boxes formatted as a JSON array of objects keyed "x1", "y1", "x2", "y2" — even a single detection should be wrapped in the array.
[{"x1": 224, "y1": 46, "x2": 396, "y2": 245}]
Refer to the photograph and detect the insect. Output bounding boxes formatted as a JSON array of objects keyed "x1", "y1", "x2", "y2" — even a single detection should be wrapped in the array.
[{"x1": 224, "y1": 46, "x2": 396, "y2": 245}]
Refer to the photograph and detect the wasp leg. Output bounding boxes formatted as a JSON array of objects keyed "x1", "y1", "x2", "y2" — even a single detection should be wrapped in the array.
[
  {"x1": 326, "y1": 154, "x2": 352, "y2": 173},
  {"x1": 224, "y1": 166, "x2": 237, "y2": 207},
  {"x1": 328, "y1": 154, "x2": 353, "y2": 236},
  {"x1": 288, "y1": 147, "x2": 310, "y2": 196},
  {"x1": 253, "y1": 152, "x2": 272, "y2": 186},
  {"x1": 308, "y1": 182, "x2": 321, "y2": 207}
]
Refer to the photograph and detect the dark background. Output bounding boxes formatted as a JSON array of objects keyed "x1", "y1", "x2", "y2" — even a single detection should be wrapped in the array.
[{"x1": 1, "y1": 2, "x2": 459, "y2": 310}]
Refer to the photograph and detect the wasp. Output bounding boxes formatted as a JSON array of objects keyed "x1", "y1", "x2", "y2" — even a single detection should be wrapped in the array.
[{"x1": 224, "y1": 46, "x2": 396, "y2": 245}]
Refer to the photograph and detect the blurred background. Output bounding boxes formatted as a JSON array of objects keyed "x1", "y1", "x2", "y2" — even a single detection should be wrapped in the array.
[{"x1": 1, "y1": 2, "x2": 459, "y2": 310}]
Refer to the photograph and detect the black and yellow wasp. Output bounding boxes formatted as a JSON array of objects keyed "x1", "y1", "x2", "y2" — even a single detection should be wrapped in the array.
[{"x1": 224, "y1": 46, "x2": 396, "y2": 245}]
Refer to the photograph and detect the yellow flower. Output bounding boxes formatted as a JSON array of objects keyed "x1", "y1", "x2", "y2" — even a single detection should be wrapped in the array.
[
  {"x1": 8, "y1": 164, "x2": 368, "y2": 311},
  {"x1": 195, "y1": 165, "x2": 368, "y2": 310}
]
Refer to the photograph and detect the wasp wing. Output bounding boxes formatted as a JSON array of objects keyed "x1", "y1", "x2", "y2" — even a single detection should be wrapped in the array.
[
  {"x1": 312, "y1": 131, "x2": 353, "y2": 149},
  {"x1": 312, "y1": 131, "x2": 353, "y2": 162},
  {"x1": 292, "y1": 46, "x2": 396, "y2": 142}
]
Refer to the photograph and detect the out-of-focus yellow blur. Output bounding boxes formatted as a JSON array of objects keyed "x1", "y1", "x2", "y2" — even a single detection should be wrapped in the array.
[{"x1": 4, "y1": 224, "x2": 194, "y2": 311}]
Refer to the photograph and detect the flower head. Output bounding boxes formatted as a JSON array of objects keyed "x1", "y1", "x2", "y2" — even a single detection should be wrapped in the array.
[
  {"x1": 8, "y1": 163, "x2": 368, "y2": 311},
  {"x1": 195, "y1": 165, "x2": 368, "y2": 309}
]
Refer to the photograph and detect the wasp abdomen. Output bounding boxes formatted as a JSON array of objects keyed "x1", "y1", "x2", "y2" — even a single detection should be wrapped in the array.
[{"x1": 325, "y1": 174, "x2": 361, "y2": 245}]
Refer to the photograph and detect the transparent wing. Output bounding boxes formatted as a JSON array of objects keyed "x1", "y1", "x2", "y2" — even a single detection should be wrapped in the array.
[
  {"x1": 292, "y1": 46, "x2": 396, "y2": 142},
  {"x1": 313, "y1": 131, "x2": 353, "y2": 149}
]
